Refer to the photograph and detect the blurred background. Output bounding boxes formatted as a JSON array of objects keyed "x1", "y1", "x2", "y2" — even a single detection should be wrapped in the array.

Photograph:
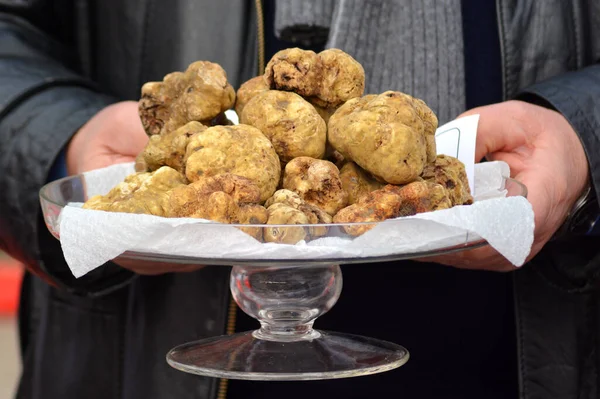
[{"x1": 0, "y1": 251, "x2": 22, "y2": 398}]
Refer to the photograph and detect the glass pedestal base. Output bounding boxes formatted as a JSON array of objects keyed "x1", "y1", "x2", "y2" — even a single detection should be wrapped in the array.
[{"x1": 166, "y1": 330, "x2": 409, "y2": 381}]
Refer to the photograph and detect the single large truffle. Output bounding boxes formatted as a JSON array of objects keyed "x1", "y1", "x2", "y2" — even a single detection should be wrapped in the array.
[
  {"x1": 328, "y1": 91, "x2": 438, "y2": 185},
  {"x1": 184, "y1": 124, "x2": 281, "y2": 202},
  {"x1": 282, "y1": 157, "x2": 348, "y2": 216},
  {"x1": 241, "y1": 90, "x2": 327, "y2": 163},
  {"x1": 421, "y1": 155, "x2": 473, "y2": 205},
  {"x1": 83, "y1": 166, "x2": 187, "y2": 216},
  {"x1": 139, "y1": 61, "x2": 235, "y2": 136},
  {"x1": 310, "y1": 48, "x2": 365, "y2": 109},
  {"x1": 135, "y1": 121, "x2": 207, "y2": 173},
  {"x1": 385, "y1": 181, "x2": 452, "y2": 216},
  {"x1": 235, "y1": 76, "x2": 270, "y2": 117},
  {"x1": 264, "y1": 48, "x2": 323, "y2": 97},
  {"x1": 264, "y1": 203, "x2": 309, "y2": 244},
  {"x1": 339, "y1": 162, "x2": 384, "y2": 205},
  {"x1": 265, "y1": 189, "x2": 332, "y2": 239}
]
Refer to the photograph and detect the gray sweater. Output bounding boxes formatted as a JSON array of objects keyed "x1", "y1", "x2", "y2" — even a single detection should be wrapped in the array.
[{"x1": 274, "y1": 0, "x2": 465, "y2": 124}]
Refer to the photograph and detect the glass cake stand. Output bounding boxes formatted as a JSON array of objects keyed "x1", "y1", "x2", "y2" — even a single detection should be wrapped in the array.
[{"x1": 39, "y1": 174, "x2": 527, "y2": 381}]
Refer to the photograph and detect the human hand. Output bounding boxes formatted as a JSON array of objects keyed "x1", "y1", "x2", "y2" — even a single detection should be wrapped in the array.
[
  {"x1": 66, "y1": 101, "x2": 205, "y2": 275},
  {"x1": 66, "y1": 101, "x2": 148, "y2": 175},
  {"x1": 422, "y1": 100, "x2": 590, "y2": 271}
]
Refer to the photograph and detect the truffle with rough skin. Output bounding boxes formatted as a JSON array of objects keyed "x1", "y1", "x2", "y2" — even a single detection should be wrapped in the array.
[
  {"x1": 333, "y1": 187, "x2": 404, "y2": 236},
  {"x1": 241, "y1": 90, "x2": 326, "y2": 162},
  {"x1": 385, "y1": 181, "x2": 452, "y2": 216},
  {"x1": 83, "y1": 166, "x2": 187, "y2": 216},
  {"x1": 283, "y1": 157, "x2": 348, "y2": 216},
  {"x1": 191, "y1": 173, "x2": 262, "y2": 204},
  {"x1": 84, "y1": 173, "x2": 152, "y2": 209},
  {"x1": 421, "y1": 155, "x2": 473, "y2": 206},
  {"x1": 237, "y1": 204, "x2": 269, "y2": 241},
  {"x1": 185, "y1": 191, "x2": 240, "y2": 223},
  {"x1": 333, "y1": 180, "x2": 451, "y2": 236},
  {"x1": 264, "y1": 189, "x2": 332, "y2": 238},
  {"x1": 235, "y1": 76, "x2": 269, "y2": 117},
  {"x1": 264, "y1": 48, "x2": 323, "y2": 97},
  {"x1": 237, "y1": 204, "x2": 269, "y2": 224},
  {"x1": 340, "y1": 162, "x2": 384, "y2": 205},
  {"x1": 135, "y1": 121, "x2": 207, "y2": 173},
  {"x1": 167, "y1": 173, "x2": 262, "y2": 218},
  {"x1": 328, "y1": 91, "x2": 438, "y2": 184},
  {"x1": 139, "y1": 61, "x2": 235, "y2": 136},
  {"x1": 412, "y1": 97, "x2": 438, "y2": 163},
  {"x1": 298, "y1": 203, "x2": 332, "y2": 239},
  {"x1": 264, "y1": 203, "x2": 309, "y2": 244},
  {"x1": 264, "y1": 189, "x2": 305, "y2": 209},
  {"x1": 310, "y1": 49, "x2": 365, "y2": 109},
  {"x1": 184, "y1": 124, "x2": 281, "y2": 202},
  {"x1": 166, "y1": 174, "x2": 268, "y2": 241}
]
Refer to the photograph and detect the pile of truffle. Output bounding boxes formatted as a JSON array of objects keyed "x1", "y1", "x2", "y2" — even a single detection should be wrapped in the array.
[{"x1": 83, "y1": 48, "x2": 473, "y2": 243}]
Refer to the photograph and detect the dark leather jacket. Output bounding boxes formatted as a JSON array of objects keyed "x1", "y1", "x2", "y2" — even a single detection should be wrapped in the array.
[{"x1": 1, "y1": 1, "x2": 600, "y2": 398}]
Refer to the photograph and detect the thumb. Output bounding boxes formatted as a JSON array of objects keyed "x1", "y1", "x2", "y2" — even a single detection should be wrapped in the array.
[
  {"x1": 110, "y1": 101, "x2": 149, "y2": 157},
  {"x1": 457, "y1": 102, "x2": 532, "y2": 162}
]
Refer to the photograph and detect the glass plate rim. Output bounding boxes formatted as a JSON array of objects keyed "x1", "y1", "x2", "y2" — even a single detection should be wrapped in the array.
[{"x1": 116, "y1": 239, "x2": 488, "y2": 266}]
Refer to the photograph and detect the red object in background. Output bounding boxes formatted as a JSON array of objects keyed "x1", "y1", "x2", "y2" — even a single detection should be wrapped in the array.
[{"x1": 0, "y1": 259, "x2": 22, "y2": 316}]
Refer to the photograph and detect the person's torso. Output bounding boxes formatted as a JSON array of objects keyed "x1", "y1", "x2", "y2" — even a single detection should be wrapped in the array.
[{"x1": 13, "y1": 0, "x2": 600, "y2": 398}]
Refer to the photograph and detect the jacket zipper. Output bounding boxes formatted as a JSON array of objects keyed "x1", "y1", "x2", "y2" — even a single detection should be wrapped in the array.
[
  {"x1": 255, "y1": 0, "x2": 266, "y2": 76},
  {"x1": 495, "y1": 0, "x2": 507, "y2": 101},
  {"x1": 216, "y1": 294, "x2": 239, "y2": 399}
]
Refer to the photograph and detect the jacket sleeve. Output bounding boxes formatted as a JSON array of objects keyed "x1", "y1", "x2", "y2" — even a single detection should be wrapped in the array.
[
  {"x1": 0, "y1": 13, "x2": 135, "y2": 296},
  {"x1": 517, "y1": 64, "x2": 600, "y2": 292}
]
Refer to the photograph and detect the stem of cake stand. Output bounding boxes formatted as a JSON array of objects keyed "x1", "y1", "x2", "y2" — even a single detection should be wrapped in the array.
[
  {"x1": 166, "y1": 264, "x2": 409, "y2": 381},
  {"x1": 231, "y1": 264, "x2": 341, "y2": 342}
]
